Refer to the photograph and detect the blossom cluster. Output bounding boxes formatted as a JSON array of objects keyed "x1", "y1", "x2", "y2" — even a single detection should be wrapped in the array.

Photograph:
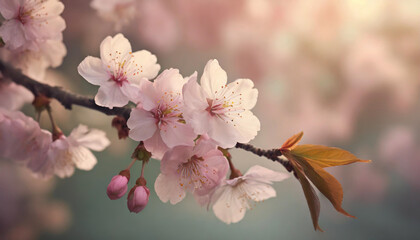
[
  {"x1": 0, "y1": 0, "x2": 111, "y2": 180},
  {"x1": 0, "y1": 0, "x2": 66, "y2": 81},
  {"x1": 79, "y1": 33, "x2": 289, "y2": 223},
  {"x1": 0, "y1": 108, "x2": 110, "y2": 179}
]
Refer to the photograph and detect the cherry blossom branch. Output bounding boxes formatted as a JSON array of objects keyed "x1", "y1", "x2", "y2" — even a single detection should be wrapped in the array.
[
  {"x1": 235, "y1": 143, "x2": 294, "y2": 173},
  {"x1": 0, "y1": 61, "x2": 131, "y2": 119},
  {"x1": 0, "y1": 60, "x2": 293, "y2": 172}
]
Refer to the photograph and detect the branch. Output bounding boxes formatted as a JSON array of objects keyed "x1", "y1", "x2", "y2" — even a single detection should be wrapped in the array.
[
  {"x1": 0, "y1": 61, "x2": 131, "y2": 119},
  {"x1": 0, "y1": 60, "x2": 292, "y2": 172},
  {"x1": 235, "y1": 143, "x2": 294, "y2": 173}
]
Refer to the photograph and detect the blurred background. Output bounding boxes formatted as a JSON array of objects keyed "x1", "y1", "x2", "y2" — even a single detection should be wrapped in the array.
[{"x1": 2, "y1": 0, "x2": 420, "y2": 239}]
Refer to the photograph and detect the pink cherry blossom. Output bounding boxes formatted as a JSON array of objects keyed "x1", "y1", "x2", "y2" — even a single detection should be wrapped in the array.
[
  {"x1": 0, "y1": 109, "x2": 51, "y2": 164},
  {"x1": 91, "y1": 0, "x2": 137, "y2": 30},
  {"x1": 0, "y1": 0, "x2": 66, "y2": 51},
  {"x1": 183, "y1": 59, "x2": 260, "y2": 148},
  {"x1": 0, "y1": 80, "x2": 33, "y2": 110},
  {"x1": 209, "y1": 165, "x2": 289, "y2": 224},
  {"x1": 78, "y1": 33, "x2": 160, "y2": 109},
  {"x1": 127, "y1": 185, "x2": 150, "y2": 213},
  {"x1": 127, "y1": 69, "x2": 196, "y2": 159},
  {"x1": 0, "y1": 39, "x2": 67, "y2": 81},
  {"x1": 28, "y1": 124, "x2": 111, "y2": 178},
  {"x1": 154, "y1": 137, "x2": 228, "y2": 205},
  {"x1": 107, "y1": 171, "x2": 129, "y2": 200}
]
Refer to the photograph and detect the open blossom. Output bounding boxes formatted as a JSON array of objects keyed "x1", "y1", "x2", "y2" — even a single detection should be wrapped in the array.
[
  {"x1": 0, "y1": 39, "x2": 67, "y2": 81},
  {"x1": 154, "y1": 138, "x2": 229, "y2": 204},
  {"x1": 0, "y1": 0, "x2": 66, "y2": 51},
  {"x1": 0, "y1": 79, "x2": 33, "y2": 110},
  {"x1": 183, "y1": 59, "x2": 260, "y2": 148},
  {"x1": 28, "y1": 125, "x2": 111, "y2": 178},
  {"x1": 91, "y1": 0, "x2": 137, "y2": 30},
  {"x1": 0, "y1": 109, "x2": 51, "y2": 163},
  {"x1": 127, "y1": 69, "x2": 196, "y2": 159},
  {"x1": 209, "y1": 165, "x2": 289, "y2": 224},
  {"x1": 78, "y1": 33, "x2": 160, "y2": 109}
]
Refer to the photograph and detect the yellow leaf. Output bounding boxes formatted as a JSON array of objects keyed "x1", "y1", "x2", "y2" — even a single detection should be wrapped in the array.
[
  {"x1": 280, "y1": 131, "x2": 304, "y2": 150},
  {"x1": 290, "y1": 153, "x2": 355, "y2": 218},
  {"x1": 292, "y1": 144, "x2": 371, "y2": 168},
  {"x1": 291, "y1": 160, "x2": 323, "y2": 232}
]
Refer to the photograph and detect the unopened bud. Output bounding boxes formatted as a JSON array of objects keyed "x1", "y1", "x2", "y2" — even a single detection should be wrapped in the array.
[{"x1": 106, "y1": 170, "x2": 130, "y2": 200}]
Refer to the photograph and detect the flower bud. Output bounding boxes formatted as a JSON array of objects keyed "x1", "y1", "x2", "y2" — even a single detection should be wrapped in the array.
[
  {"x1": 106, "y1": 170, "x2": 130, "y2": 200},
  {"x1": 127, "y1": 179, "x2": 150, "y2": 213}
]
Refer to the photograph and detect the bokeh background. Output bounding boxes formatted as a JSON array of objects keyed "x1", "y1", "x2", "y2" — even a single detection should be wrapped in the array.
[{"x1": 2, "y1": 0, "x2": 420, "y2": 239}]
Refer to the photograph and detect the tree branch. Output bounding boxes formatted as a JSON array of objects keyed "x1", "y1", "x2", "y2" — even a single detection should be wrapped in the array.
[
  {"x1": 0, "y1": 61, "x2": 131, "y2": 119},
  {"x1": 0, "y1": 60, "x2": 291, "y2": 172}
]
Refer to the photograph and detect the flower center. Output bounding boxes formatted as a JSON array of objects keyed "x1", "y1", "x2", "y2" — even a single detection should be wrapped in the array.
[
  {"x1": 177, "y1": 155, "x2": 213, "y2": 190},
  {"x1": 206, "y1": 98, "x2": 230, "y2": 116},
  {"x1": 17, "y1": 6, "x2": 32, "y2": 24},
  {"x1": 111, "y1": 71, "x2": 127, "y2": 86}
]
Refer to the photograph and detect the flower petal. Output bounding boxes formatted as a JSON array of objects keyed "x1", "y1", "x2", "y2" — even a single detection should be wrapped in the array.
[
  {"x1": 138, "y1": 79, "x2": 158, "y2": 111},
  {"x1": 154, "y1": 173, "x2": 186, "y2": 205},
  {"x1": 200, "y1": 59, "x2": 228, "y2": 98},
  {"x1": 70, "y1": 146, "x2": 97, "y2": 171},
  {"x1": 160, "y1": 121, "x2": 196, "y2": 148},
  {"x1": 208, "y1": 116, "x2": 240, "y2": 148},
  {"x1": 94, "y1": 81, "x2": 129, "y2": 108},
  {"x1": 100, "y1": 33, "x2": 132, "y2": 65},
  {"x1": 130, "y1": 50, "x2": 160, "y2": 80},
  {"x1": 212, "y1": 186, "x2": 246, "y2": 224},
  {"x1": 127, "y1": 108, "x2": 157, "y2": 141},
  {"x1": 244, "y1": 165, "x2": 289, "y2": 184},
  {"x1": 77, "y1": 56, "x2": 109, "y2": 85},
  {"x1": 0, "y1": 0, "x2": 19, "y2": 19},
  {"x1": 231, "y1": 110, "x2": 260, "y2": 144},
  {"x1": 154, "y1": 68, "x2": 186, "y2": 94},
  {"x1": 144, "y1": 131, "x2": 169, "y2": 160},
  {"x1": 120, "y1": 81, "x2": 141, "y2": 103},
  {"x1": 69, "y1": 125, "x2": 110, "y2": 151},
  {"x1": 225, "y1": 79, "x2": 258, "y2": 109},
  {"x1": 0, "y1": 19, "x2": 26, "y2": 50},
  {"x1": 182, "y1": 77, "x2": 210, "y2": 135}
]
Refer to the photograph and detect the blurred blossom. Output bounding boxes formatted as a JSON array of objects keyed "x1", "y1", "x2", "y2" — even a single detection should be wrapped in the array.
[
  {"x1": 345, "y1": 164, "x2": 387, "y2": 203},
  {"x1": 0, "y1": 162, "x2": 71, "y2": 239},
  {"x1": 90, "y1": 0, "x2": 137, "y2": 31},
  {"x1": 379, "y1": 126, "x2": 420, "y2": 189},
  {"x1": 136, "y1": 0, "x2": 178, "y2": 52}
]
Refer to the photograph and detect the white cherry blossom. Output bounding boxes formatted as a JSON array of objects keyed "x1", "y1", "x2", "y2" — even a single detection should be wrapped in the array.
[
  {"x1": 209, "y1": 165, "x2": 289, "y2": 224},
  {"x1": 78, "y1": 33, "x2": 160, "y2": 109},
  {"x1": 28, "y1": 124, "x2": 111, "y2": 178},
  {"x1": 183, "y1": 59, "x2": 260, "y2": 148}
]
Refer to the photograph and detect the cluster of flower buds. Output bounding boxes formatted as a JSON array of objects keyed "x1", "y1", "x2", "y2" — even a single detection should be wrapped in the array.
[
  {"x1": 106, "y1": 143, "x2": 151, "y2": 213},
  {"x1": 79, "y1": 33, "x2": 289, "y2": 223}
]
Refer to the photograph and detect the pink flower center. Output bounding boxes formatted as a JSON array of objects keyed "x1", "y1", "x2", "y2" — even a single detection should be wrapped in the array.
[
  {"x1": 206, "y1": 98, "x2": 228, "y2": 116},
  {"x1": 111, "y1": 71, "x2": 127, "y2": 87},
  {"x1": 17, "y1": 6, "x2": 32, "y2": 24},
  {"x1": 153, "y1": 94, "x2": 184, "y2": 128}
]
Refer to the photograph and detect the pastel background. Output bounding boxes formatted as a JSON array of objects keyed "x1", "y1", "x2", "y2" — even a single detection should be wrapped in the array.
[{"x1": 2, "y1": 0, "x2": 420, "y2": 239}]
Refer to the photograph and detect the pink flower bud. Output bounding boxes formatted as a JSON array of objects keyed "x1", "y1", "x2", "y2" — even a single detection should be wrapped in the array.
[
  {"x1": 127, "y1": 185, "x2": 150, "y2": 213},
  {"x1": 106, "y1": 170, "x2": 130, "y2": 200}
]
